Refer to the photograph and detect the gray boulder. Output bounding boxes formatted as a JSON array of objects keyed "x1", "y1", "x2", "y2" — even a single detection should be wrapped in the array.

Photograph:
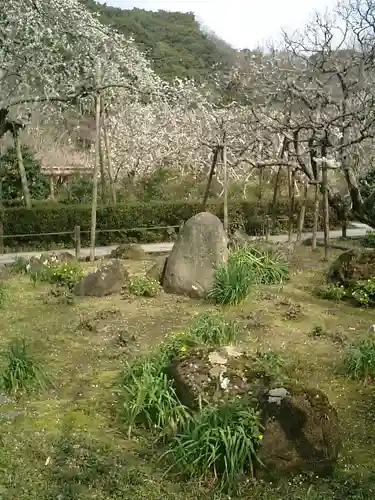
[
  {"x1": 163, "y1": 212, "x2": 228, "y2": 298},
  {"x1": 146, "y1": 256, "x2": 168, "y2": 285},
  {"x1": 74, "y1": 259, "x2": 129, "y2": 297}
]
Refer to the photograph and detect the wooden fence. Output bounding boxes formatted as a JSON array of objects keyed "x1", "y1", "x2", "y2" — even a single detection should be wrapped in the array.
[
  {"x1": 0, "y1": 223, "x2": 182, "y2": 258},
  {"x1": 0, "y1": 215, "x2": 288, "y2": 258}
]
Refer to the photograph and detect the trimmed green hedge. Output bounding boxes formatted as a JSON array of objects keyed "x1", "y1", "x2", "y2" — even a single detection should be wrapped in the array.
[{"x1": 0, "y1": 198, "x2": 340, "y2": 251}]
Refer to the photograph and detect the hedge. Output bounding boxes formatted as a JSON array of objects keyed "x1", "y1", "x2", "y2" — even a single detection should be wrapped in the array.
[{"x1": 0, "y1": 198, "x2": 341, "y2": 251}]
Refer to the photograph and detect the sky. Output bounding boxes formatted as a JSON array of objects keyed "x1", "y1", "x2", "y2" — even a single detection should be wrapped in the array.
[{"x1": 105, "y1": 0, "x2": 339, "y2": 50}]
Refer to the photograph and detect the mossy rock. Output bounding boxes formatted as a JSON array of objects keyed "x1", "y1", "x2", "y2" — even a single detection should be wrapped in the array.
[
  {"x1": 110, "y1": 244, "x2": 146, "y2": 260},
  {"x1": 257, "y1": 386, "x2": 341, "y2": 478},
  {"x1": 167, "y1": 346, "x2": 341, "y2": 478},
  {"x1": 167, "y1": 346, "x2": 286, "y2": 409},
  {"x1": 328, "y1": 248, "x2": 375, "y2": 285}
]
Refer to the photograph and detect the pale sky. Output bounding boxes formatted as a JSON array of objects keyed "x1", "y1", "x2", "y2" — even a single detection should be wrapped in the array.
[{"x1": 105, "y1": 0, "x2": 338, "y2": 49}]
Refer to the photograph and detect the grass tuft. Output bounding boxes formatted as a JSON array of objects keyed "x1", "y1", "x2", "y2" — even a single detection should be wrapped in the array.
[
  {"x1": 119, "y1": 353, "x2": 189, "y2": 438},
  {"x1": 163, "y1": 398, "x2": 263, "y2": 493},
  {"x1": 0, "y1": 281, "x2": 9, "y2": 309},
  {"x1": 185, "y1": 310, "x2": 241, "y2": 346},
  {"x1": 343, "y1": 338, "x2": 375, "y2": 382},
  {"x1": 208, "y1": 246, "x2": 289, "y2": 306},
  {"x1": 1, "y1": 338, "x2": 50, "y2": 396}
]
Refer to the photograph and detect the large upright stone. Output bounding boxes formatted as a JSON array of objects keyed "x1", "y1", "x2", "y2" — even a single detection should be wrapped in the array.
[{"x1": 163, "y1": 212, "x2": 228, "y2": 298}]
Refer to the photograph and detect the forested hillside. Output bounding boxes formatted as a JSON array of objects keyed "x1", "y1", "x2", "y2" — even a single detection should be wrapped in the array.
[{"x1": 81, "y1": 0, "x2": 236, "y2": 81}]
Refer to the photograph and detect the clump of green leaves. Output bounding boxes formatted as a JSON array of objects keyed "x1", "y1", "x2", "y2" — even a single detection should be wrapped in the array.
[
  {"x1": 351, "y1": 278, "x2": 375, "y2": 306},
  {"x1": 362, "y1": 231, "x2": 375, "y2": 248},
  {"x1": 120, "y1": 353, "x2": 188, "y2": 438},
  {"x1": 0, "y1": 281, "x2": 9, "y2": 309},
  {"x1": 343, "y1": 338, "x2": 375, "y2": 382},
  {"x1": 164, "y1": 399, "x2": 263, "y2": 493},
  {"x1": 29, "y1": 259, "x2": 83, "y2": 290},
  {"x1": 254, "y1": 350, "x2": 285, "y2": 375},
  {"x1": 208, "y1": 247, "x2": 289, "y2": 306},
  {"x1": 1, "y1": 338, "x2": 49, "y2": 396},
  {"x1": 232, "y1": 247, "x2": 289, "y2": 285},
  {"x1": 208, "y1": 259, "x2": 254, "y2": 306},
  {"x1": 313, "y1": 283, "x2": 347, "y2": 301},
  {"x1": 128, "y1": 275, "x2": 160, "y2": 297},
  {"x1": 186, "y1": 310, "x2": 241, "y2": 346}
]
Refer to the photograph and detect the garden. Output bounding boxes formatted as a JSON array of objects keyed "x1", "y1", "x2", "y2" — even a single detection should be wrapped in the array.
[{"x1": 0, "y1": 236, "x2": 375, "y2": 500}]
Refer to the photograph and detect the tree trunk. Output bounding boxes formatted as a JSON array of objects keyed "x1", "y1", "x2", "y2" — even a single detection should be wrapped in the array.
[
  {"x1": 311, "y1": 182, "x2": 320, "y2": 251},
  {"x1": 222, "y1": 135, "x2": 229, "y2": 236},
  {"x1": 90, "y1": 62, "x2": 101, "y2": 262},
  {"x1": 287, "y1": 165, "x2": 295, "y2": 242},
  {"x1": 257, "y1": 167, "x2": 264, "y2": 202},
  {"x1": 202, "y1": 146, "x2": 219, "y2": 209},
  {"x1": 13, "y1": 130, "x2": 31, "y2": 208},
  {"x1": 101, "y1": 99, "x2": 116, "y2": 204},
  {"x1": 99, "y1": 136, "x2": 106, "y2": 202}
]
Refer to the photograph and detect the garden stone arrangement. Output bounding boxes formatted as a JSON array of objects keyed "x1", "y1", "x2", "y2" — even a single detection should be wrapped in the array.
[{"x1": 0, "y1": 213, "x2": 375, "y2": 499}]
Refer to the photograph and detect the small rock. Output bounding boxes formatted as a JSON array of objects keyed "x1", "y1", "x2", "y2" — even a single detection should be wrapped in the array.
[
  {"x1": 221, "y1": 345, "x2": 242, "y2": 358},
  {"x1": 268, "y1": 387, "x2": 289, "y2": 404},
  {"x1": 208, "y1": 351, "x2": 228, "y2": 365},
  {"x1": 74, "y1": 259, "x2": 129, "y2": 297},
  {"x1": 110, "y1": 244, "x2": 146, "y2": 260},
  {"x1": 146, "y1": 256, "x2": 168, "y2": 284}
]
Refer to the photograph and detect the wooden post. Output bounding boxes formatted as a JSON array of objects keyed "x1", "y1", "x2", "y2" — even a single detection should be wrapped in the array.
[
  {"x1": 222, "y1": 133, "x2": 228, "y2": 236},
  {"x1": 74, "y1": 225, "x2": 81, "y2": 260},
  {"x1": 90, "y1": 60, "x2": 102, "y2": 262},
  {"x1": 49, "y1": 175, "x2": 55, "y2": 200},
  {"x1": 287, "y1": 164, "x2": 295, "y2": 242},
  {"x1": 0, "y1": 220, "x2": 4, "y2": 254},
  {"x1": 310, "y1": 178, "x2": 320, "y2": 251},
  {"x1": 264, "y1": 216, "x2": 270, "y2": 242}
]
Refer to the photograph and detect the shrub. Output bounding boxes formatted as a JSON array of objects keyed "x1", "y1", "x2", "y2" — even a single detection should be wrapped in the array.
[
  {"x1": 164, "y1": 399, "x2": 263, "y2": 493},
  {"x1": 29, "y1": 260, "x2": 83, "y2": 290},
  {"x1": 343, "y1": 339, "x2": 375, "y2": 382},
  {"x1": 1, "y1": 338, "x2": 49, "y2": 396},
  {"x1": 128, "y1": 276, "x2": 161, "y2": 297},
  {"x1": 351, "y1": 278, "x2": 375, "y2": 306},
  {"x1": 313, "y1": 283, "x2": 347, "y2": 301},
  {"x1": 208, "y1": 247, "x2": 289, "y2": 306},
  {"x1": 119, "y1": 354, "x2": 189, "y2": 438},
  {"x1": 185, "y1": 310, "x2": 241, "y2": 346},
  {"x1": 362, "y1": 231, "x2": 375, "y2": 248},
  {"x1": 1, "y1": 198, "x2": 341, "y2": 250},
  {"x1": 0, "y1": 281, "x2": 9, "y2": 309}
]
